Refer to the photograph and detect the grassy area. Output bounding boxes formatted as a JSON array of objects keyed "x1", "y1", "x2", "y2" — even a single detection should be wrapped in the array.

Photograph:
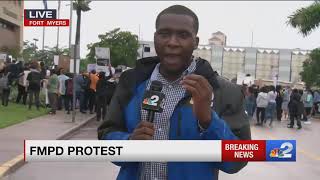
[{"x1": 0, "y1": 103, "x2": 48, "y2": 129}]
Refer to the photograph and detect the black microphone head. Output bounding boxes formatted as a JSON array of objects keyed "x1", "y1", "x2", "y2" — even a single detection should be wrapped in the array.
[{"x1": 150, "y1": 80, "x2": 163, "y2": 92}]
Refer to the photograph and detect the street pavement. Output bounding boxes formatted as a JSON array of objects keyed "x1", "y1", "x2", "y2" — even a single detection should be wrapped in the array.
[
  {"x1": 0, "y1": 110, "x2": 94, "y2": 166},
  {"x1": 7, "y1": 118, "x2": 320, "y2": 180},
  {"x1": 220, "y1": 118, "x2": 320, "y2": 180},
  {"x1": 7, "y1": 120, "x2": 120, "y2": 180}
]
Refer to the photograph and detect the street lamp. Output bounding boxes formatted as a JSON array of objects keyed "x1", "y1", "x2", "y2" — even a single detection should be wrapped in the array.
[
  {"x1": 32, "y1": 38, "x2": 39, "y2": 59},
  {"x1": 33, "y1": 38, "x2": 38, "y2": 49}
]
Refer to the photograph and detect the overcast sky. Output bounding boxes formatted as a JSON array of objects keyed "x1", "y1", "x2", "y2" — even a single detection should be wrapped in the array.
[{"x1": 24, "y1": 1, "x2": 320, "y2": 58}]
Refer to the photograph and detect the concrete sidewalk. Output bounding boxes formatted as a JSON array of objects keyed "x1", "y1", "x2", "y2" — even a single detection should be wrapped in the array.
[{"x1": 0, "y1": 110, "x2": 95, "y2": 178}]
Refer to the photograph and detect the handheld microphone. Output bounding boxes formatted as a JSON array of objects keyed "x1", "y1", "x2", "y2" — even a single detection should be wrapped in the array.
[{"x1": 142, "y1": 80, "x2": 165, "y2": 122}]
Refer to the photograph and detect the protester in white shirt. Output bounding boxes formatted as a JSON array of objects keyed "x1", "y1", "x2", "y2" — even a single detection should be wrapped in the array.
[
  {"x1": 16, "y1": 69, "x2": 30, "y2": 105},
  {"x1": 267, "y1": 86, "x2": 277, "y2": 127},
  {"x1": 256, "y1": 86, "x2": 269, "y2": 125}
]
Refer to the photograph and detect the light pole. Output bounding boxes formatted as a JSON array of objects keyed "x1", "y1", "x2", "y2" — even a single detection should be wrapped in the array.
[
  {"x1": 33, "y1": 38, "x2": 38, "y2": 59},
  {"x1": 33, "y1": 38, "x2": 38, "y2": 48}
]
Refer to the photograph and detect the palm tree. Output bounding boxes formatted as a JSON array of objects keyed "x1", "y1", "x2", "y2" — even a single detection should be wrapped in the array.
[
  {"x1": 73, "y1": 0, "x2": 91, "y2": 48},
  {"x1": 71, "y1": 0, "x2": 91, "y2": 122},
  {"x1": 287, "y1": 2, "x2": 320, "y2": 36}
]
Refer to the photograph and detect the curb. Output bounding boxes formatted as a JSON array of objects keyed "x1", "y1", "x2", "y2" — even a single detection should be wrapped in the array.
[
  {"x1": 0, "y1": 115, "x2": 95, "y2": 179},
  {"x1": 0, "y1": 154, "x2": 24, "y2": 180},
  {"x1": 56, "y1": 115, "x2": 96, "y2": 140}
]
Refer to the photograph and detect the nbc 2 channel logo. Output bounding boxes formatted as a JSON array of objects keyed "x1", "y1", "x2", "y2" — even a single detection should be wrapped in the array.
[{"x1": 266, "y1": 140, "x2": 296, "y2": 161}]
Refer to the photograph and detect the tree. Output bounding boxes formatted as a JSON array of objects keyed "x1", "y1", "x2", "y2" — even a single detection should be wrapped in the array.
[
  {"x1": 288, "y1": 2, "x2": 320, "y2": 87},
  {"x1": 80, "y1": 58, "x2": 91, "y2": 71},
  {"x1": 300, "y1": 49, "x2": 320, "y2": 87},
  {"x1": 73, "y1": 0, "x2": 91, "y2": 55},
  {"x1": 287, "y1": 2, "x2": 320, "y2": 36},
  {"x1": 86, "y1": 28, "x2": 139, "y2": 67},
  {"x1": 21, "y1": 40, "x2": 37, "y2": 62},
  {"x1": 21, "y1": 41, "x2": 69, "y2": 67},
  {"x1": 0, "y1": 46, "x2": 21, "y2": 60}
]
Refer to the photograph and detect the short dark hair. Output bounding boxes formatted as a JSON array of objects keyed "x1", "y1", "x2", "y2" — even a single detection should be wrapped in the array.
[
  {"x1": 50, "y1": 69, "x2": 56, "y2": 75},
  {"x1": 155, "y1": 5, "x2": 199, "y2": 34}
]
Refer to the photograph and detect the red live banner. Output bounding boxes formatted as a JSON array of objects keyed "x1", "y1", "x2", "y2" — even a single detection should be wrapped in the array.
[
  {"x1": 24, "y1": 19, "x2": 69, "y2": 27},
  {"x1": 222, "y1": 140, "x2": 266, "y2": 161}
]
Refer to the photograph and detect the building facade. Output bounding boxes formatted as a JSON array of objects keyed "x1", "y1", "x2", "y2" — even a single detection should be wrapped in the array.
[
  {"x1": 138, "y1": 32, "x2": 310, "y2": 83},
  {"x1": 137, "y1": 40, "x2": 157, "y2": 59},
  {"x1": 193, "y1": 45, "x2": 309, "y2": 82},
  {"x1": 0, "y1": 0, "x2": 24, "y2": 53}
]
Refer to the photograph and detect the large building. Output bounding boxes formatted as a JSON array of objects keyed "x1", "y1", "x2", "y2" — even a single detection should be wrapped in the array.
[
  {"x1": 138, "y1": 32, "x2": 310, "y2": 83},
  {"x1": 194, "y1": 31, "x2": 310, "y2": 83},
  {"x1": 193, "y1": 45, "x2": 309, "y2": 83},
  {"x1": 0, "y1": 0, "x2": 24, "y2": 53}
]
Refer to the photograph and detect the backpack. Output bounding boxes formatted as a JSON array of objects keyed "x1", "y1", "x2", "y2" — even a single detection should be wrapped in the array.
[
  {"x1": 96, "y1": 78, "x2": 107, "y2": 96},
  {"x1": 105, "y1": 80, "x2": 117, "y2": 104},
  {"x1": 65, "y1": 79, "x2": 73, "y2": 96},
  {"x1": 0, "y1": 72, "x2": 10, "y2": 89},
  {"x1": 29, "y1": 72, "x2": 41, "y2": 87},
  {"x1": 81, "y1": 75, "x2": 91, "y2": 90}
]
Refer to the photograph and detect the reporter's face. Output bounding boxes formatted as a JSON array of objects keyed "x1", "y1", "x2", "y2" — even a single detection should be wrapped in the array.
[{"x1": 154, "y1": 14, "x2": 199, "y2": 74}]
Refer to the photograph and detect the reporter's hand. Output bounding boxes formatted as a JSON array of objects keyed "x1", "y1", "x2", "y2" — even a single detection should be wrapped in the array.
[
  {"x1": 180, "y1": 74, "x2": 213, "y2": 129},
  {"x1": 129, "y1": 121, "x2": 154, "y2": 140}
]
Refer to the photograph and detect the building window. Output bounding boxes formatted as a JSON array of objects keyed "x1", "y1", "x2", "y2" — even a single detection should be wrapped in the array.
[{"x1": 0, "y1": 20, "x2": 15, "y2": 31}]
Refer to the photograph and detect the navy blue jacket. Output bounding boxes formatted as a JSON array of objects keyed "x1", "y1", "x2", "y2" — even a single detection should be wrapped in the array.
[{"x1": 98, "y1": 57, "x2": 251, "y2": 180}]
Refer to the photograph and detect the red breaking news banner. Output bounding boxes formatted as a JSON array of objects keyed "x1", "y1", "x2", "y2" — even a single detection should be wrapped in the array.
[
  {"x1": 222, "y1": 140, "x2": 266, "y2": 161},
  {"x1": 24, "y1": 19, "x2": 70, "y2": 27}
]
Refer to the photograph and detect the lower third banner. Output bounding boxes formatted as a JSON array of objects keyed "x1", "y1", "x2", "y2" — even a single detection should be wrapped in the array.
[{"x1": 24, "y1": 140, "x2": 296, "y2": 162}]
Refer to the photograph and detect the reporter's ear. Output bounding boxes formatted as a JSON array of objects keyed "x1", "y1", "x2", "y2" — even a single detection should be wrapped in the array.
[{"x1": 194, "y1": 37, "x2": 199, "y2": 50}]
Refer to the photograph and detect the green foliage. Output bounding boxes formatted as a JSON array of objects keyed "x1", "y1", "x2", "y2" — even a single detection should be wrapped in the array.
[
  {"x1": 287, "y1": 2, "x2": 320, "y2": 36},
  {"x1": 300, "y1": 48, "x2": 320, "y2": 87},
  {"x1": 288, "y1": 2, "x2": 320, "y2": 87},
  {"x1": 0, "y1": 46, "x2": 21, "y2": 59},
  {"x1": 80, "y1": 58, "x2": 94, "y2": 72},
  {"x1": 36, "y1": 46, "x2": 70, "y2": 67},
  {"x1": 73, "y1": 0, "x2": 91, "y2": 12},
  {"x1": 21, "y1": 40, "x2": 37, "y2": 62},
  {"x1": 21, "y1": 41, "x2": 69, "y2": 67},
  {"x1": 86, "y1": 28, "x2": 139, "y2": 68}
]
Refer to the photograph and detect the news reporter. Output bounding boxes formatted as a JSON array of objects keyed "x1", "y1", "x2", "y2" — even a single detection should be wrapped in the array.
[{"x1": 98, "y1": 5, "x2": 251, "y2": 180}]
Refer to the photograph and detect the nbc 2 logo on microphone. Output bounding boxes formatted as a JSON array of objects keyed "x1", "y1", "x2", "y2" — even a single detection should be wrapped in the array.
[
  {"x1": 266, "y1": 140, "x2": 296, "y2": 161},
  {"x1": 141, "y1": 91, "x2": 165, "y2": 112},
  {"x1": 143, "y1": 95, "x2": 160, "y2": 107}
]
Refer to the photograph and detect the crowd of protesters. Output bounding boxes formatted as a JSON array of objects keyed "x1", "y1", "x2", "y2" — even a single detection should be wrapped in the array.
[
  {"x1": 243, "y1": 84, "x2": 320, "y2": 129},
  {"x1": 0, "y1": 60, "x2": 119, "y2": 121},
  {"x1": 1, "y1": 59, "x2": 319, "y2": 126}
]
